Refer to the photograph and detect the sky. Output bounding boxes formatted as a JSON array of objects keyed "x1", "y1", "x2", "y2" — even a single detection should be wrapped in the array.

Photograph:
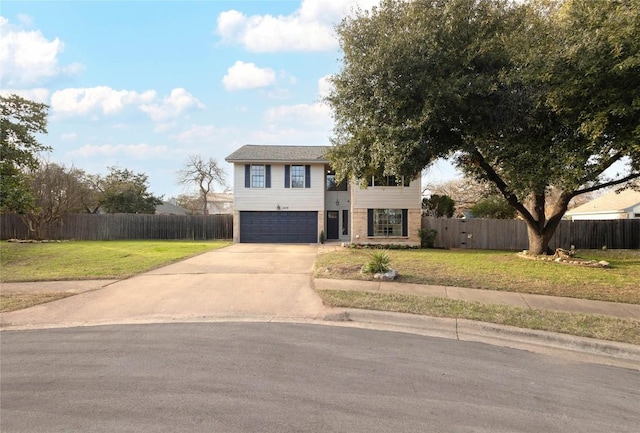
[{"x1": 1, "y1": 0, "x2": 460, "y2": 199}]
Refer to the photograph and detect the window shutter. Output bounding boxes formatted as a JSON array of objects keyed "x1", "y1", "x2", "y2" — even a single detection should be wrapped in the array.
[
  {"x1": 244, "y1": 164, "x2": 250, "y2": 188},
  {"x1": 266, "y1": 165, "x2": 271, "y2": 188},
  {"x1": 402, "y1": 209, "x2": 408, "y2": 237},
  {"x1": 367, "y1": 209, "x2": 374, "y2": 237},
  {"x1": 284, "y1": 165, "x2": 290, "y2": 188},
  {"x1": 305, "y1": 165, "x2": 311, "y2": 188}
]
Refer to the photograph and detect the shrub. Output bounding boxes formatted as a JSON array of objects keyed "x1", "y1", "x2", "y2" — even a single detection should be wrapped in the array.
[
  {"x1": 418, "y1": 228, "x2": 437, "y2": 248},
  {"x1": 362, "y1": 250, "x2": 391, "y2": 274}
]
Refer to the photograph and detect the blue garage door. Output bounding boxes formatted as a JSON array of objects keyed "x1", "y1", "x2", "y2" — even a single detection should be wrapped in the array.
[{"x1": 240, "y1": 211, "x2": 318, "y2": 243}]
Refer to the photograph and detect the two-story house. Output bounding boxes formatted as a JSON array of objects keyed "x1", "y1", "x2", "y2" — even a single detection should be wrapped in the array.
[{"x1": 225, "y1": 145, "x2": 421, "y2": 245}]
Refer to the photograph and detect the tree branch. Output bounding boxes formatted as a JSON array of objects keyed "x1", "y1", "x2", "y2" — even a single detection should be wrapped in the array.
[
  {"x1": 572, "y1": 172, "x2": 640, "y2": 197},
  {"x1": 576, "y1": 151, "x2": 623, "y2": 186},
  {"x1": 470, "y1": 148, "x2": 538, "y2": 227}
]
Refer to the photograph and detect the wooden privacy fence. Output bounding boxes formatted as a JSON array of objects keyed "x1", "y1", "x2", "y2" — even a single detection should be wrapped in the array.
[
  {"x1": 422, "y1": 217, "x2": 640, "y2": 250},
  {"x1": 0, "y1": 213, "x2": 233, "y2": 241}
]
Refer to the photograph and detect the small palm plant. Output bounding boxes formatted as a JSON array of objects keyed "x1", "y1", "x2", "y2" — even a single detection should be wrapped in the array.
[{"x1": 362, "y1": 250, "x2": 391, "y2": 274}]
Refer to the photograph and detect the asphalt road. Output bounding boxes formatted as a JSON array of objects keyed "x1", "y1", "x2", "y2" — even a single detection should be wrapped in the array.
[{"x1": 1, "y1": 323, "x2": 638, "y2": 433}]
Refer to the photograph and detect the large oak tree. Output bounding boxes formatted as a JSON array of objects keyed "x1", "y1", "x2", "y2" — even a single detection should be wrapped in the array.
[
  {"x1": 0, "y1": 94, "x2": 50, "y2": 214},
  {"x1": 327, "y1": 0, "x2": 640, "y2": 254}
]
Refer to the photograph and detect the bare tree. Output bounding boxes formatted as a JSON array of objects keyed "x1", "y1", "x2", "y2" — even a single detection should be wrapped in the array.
[
  {"x1": 431, "y1": 178, "x2": 492, "y2": 216},
  {"x1": 176, "y1": 155, "x2": 227, "y2": 214}
]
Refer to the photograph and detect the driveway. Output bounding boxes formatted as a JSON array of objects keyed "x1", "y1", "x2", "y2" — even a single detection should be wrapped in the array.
[{"x1": 0, "y1": 244, "x2": 330, "y2": 329}]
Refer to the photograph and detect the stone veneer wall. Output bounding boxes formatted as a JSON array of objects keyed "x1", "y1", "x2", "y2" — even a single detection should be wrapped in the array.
[
  {"x1": 233, "y1": 210, "x2": 240, "y2": 243},
  {"x1": 317, "y1": 210, "x2": 325, "y2": 244},
  {"x1": 351, "y1": 208, "x2": 420, "y2": 246}
]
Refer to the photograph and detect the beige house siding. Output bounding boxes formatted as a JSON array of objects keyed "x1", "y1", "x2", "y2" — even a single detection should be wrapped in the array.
[
  {"x1": 233, "y1": 163, "x2": 326, "y2": 212},
  {"x1": 348, "y1": 179, "x2": 421, "y2": 246},
  {"x1": 351, "y1": 180, "x2": 422, "y2": 210}
]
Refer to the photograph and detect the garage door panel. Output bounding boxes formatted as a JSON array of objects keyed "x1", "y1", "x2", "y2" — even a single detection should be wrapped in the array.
[{"x1": 240, "y1": 211, "x2": 317, "y2": 243}]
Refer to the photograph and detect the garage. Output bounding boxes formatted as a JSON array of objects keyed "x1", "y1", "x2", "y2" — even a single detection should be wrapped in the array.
[{"x1": 239, "y1": 211, "x2": 318, "y2": 243}]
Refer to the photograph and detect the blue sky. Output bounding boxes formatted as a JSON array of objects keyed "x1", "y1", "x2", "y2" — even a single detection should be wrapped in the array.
[{"x1": 1, "y1": 0, "x2": 459, "y2": 199}]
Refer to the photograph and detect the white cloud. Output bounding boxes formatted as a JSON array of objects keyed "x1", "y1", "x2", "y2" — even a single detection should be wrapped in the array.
[
  {"x1": 0, "y1": 16, "x2": 83, "y2": 86},
  {"x1": 153, "y1": 121, "x2": 178, "y2": 133},
  {"x1": 265, "y1": 102, "x2": 332, "y2": 128},
  {"x1": 68, "y1": 143, "x2": 172, "y2": 159},
  {"x1": 51, "y1": 86, "x2": 156, "y2": 116},
  {"x1": 317, "y1": 75, "x2": 334, "y2": 99},
  {"x1": 17, "y1": 14, "x2": 33, "y2": 27},
  {"x1": 216, "y1": 0, "x2": 380, "y2": 52},
  {"x1": 0, "y1": 87, "x2": 50, "y2": 103},
  {"x1": 171, "y1": 124, "x2": 236, "y2": 144},
  {"x1": 61, "y1": 132, "x2": 77, "y2": 141},
  {"x1": 222, "y1": 61, "x2": 276, "y2": 91},
  {"x1": 139, "y1": 88, "x2": 204, "y2": 122}
]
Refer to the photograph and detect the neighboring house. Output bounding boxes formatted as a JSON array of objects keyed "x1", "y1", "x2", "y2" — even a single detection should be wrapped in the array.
[
  {"x1": 206, "y1": 192, "x2": 234, "y2": 215},
  {"x1": 225, "y1": 145, "x2": 421, "y2": 245},
  {"x1": 565, "y1": 189, "x2": 640, "y2": 220},
  {"x1": 156, "y1": 201, "x2": 190, "y2": 215}
]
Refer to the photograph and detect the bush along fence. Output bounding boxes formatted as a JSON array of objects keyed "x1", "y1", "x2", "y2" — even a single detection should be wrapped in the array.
[
  {"x1": 422, "y1": 217, "x2": 640, "y2": 250},
  {"x1": 0, "y1": 213, "x2": 233, "y2": 241}
]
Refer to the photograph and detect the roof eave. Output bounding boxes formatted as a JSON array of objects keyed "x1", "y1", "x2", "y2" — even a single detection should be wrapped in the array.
[{"x1": 225, "y1": 158, "x2": 330, "y2": 164}]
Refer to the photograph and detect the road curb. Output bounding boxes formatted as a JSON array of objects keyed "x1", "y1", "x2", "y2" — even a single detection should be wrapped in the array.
[{"x1": 327, "y1": 309, "x2": 640, "y2": 369}]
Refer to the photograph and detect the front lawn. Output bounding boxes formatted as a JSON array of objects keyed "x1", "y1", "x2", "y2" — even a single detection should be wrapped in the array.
[
  {"x1": 0, "y1": 240, "x2": 231, "y2": 282},
  {"x1": 318, "y1": 290, "x2": 640, "y2": 345},
  {"x1": 314, "y1": 248, "x2": 640, "y2": 304}
]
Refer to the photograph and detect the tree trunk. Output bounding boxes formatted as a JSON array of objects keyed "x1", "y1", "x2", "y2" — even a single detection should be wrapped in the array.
[
  {"x1": 522, "y1": 191, "x2": 571, "y2": 255},
  {"x1": 525, "y1": 224, "x2": 555, "y2": 255}
]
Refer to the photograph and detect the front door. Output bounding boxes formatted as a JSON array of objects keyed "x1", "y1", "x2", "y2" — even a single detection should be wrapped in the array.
[{"x1": 327, "y1": 211, "x2": 339, "y2": 240}]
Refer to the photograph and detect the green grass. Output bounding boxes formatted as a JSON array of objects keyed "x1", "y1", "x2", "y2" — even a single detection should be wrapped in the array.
[
  {"x1": 314, "y1": 248, "x2": 640, "y2": 304},
  {"x1": 0, "y1": 240, "x2": 231, "y2": 282},
  {"x1": 319, "y1": 290, "x2": 640, "y2": 345}
]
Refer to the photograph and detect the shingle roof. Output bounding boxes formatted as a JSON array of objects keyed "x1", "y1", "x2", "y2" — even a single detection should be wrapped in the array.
[
  {"x1": 225, "y1": 145, "x2": 330, "y2": 163},
  {"x1": 566, "y1": 189, "x2": 640, "y2": 215}
]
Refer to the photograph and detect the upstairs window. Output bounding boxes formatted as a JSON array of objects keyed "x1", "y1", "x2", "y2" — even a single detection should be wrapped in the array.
[
  {"x1": 326, "y1": 171, "x2": 348, "y2": 191},
  {"x1": 366, "y1": 175, "x2": 411, "y2": 187},
  {"x1": 251, "y1": 165, "x2": 265, "y2": 188},
  {"x1": 244, "y1": 164, "x2": 271, "y2": 188},
  {"x1": 285, "y1": 165, "x2": 311, "y2": 188},
  {"x1": 291, "y1": 165, "x2": 305, "y2": 188}
]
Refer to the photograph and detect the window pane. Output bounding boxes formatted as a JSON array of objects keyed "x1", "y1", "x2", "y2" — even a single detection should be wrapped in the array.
[
  {"x1": 342, "y1": 210, "x2": 349, "y2": 235},
  {"x1": 291, "y1": 165, "x2": 304, "y2": 188},
  {"x1": 373, "y1": 209, "x2": 403, "y2": 236},
  {"x1": 327, "y1": 174, "x2": 337, "y2": 191},
  {"x1": 251, "y1": 165, "x2": 264, "y2": 188},
  {"x1": 327, "y1": 174, "x2": 347, "y2": 191}
]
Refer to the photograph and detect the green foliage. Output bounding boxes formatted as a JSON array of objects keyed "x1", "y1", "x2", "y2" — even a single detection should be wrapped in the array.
[
  {"x1": 361, "y1": 250, "x2": 391, "y2": 274},
  {"x1": 422, "y1": 194, "x2": 455, "y2": 217},
  {"x1": 99, "y1": 166, "x2": 163, "y2": 214},
  {"x1": 20, "y1": 162, "x2": 94, "y2": 239},
  {"x1": 319, "y1": 230, "x2": 325, "y2": 244},
  {"x1": 326, "y1": 0, "x2": 640, "y2": 254},
  {"x1": 418, "y1": 228, "x2": 438, "y2": 248},
  {"x1": 470, "y1": 196, "x2": 517, "y2": 219},
  {"x1": 0, "y1": 94, "x2": 51, "y2": 213},
  {"x1": 1, "y1": 240, "x2": 230, "y2": 282}
]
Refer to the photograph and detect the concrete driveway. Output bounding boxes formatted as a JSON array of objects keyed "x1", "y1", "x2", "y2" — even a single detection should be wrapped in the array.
[{"x1": 1, "y1": 244, "x2": 330, "y2": 329}]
